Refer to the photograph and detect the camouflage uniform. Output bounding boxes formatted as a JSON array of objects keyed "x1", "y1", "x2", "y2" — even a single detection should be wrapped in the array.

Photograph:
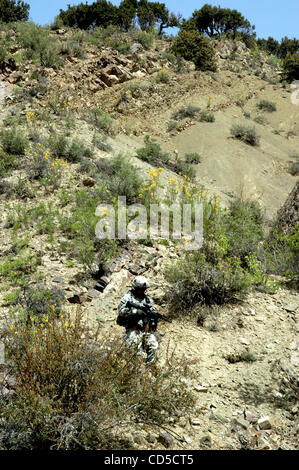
[{"x1": 118, "y1": 290, "x2": 159, "y2": 365}]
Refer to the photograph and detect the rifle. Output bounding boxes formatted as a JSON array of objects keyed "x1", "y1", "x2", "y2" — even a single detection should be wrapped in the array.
[{"x1": 126, "y1": 301, "x2": 171, "y2": 331}]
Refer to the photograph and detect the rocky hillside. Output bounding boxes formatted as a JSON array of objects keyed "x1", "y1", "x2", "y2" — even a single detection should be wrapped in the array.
[{"x1": 0, "y1": 26, "x2": 298, "y2": 450}]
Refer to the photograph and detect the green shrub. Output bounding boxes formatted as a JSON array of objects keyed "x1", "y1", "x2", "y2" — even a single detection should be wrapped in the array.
[
  {"x1": 115, "y1": 42, "x2": 131, "y2": 54},
  {"x1": 240, "y1": 352, "x2": 257, "y2": 363},
  {"x1": 0, "y1": 45, "x2": 7, "y2": 63},
  {"x1": 162, "y1": 52, "x2": 176, "y2": 64},
  {"x1": 200, "y1": 111, "x2": 215, "y2": 122},
  {"x1": 0, "y1": 249, "x2": 41, "y2": 286},
  {"x1": 231, "y1": 125, "x2": 260, "y2": 146},
  {"x1": 172, "y1": 105, "x2": 200, "y2": 120},
  {"x1": 60, "y1": 40, "x2": 86, "y2": 59},
  {"x1": 87, "y1": 108, "x2": 113, "y2": 134},
  {"x1": 134, "y1": 30, "x2": 155, "y2": 49},
  {"x1": 0, "y1": 308, "x2": 194, "y2": 450},
  {"x1": 12, "y1": 177, "x2": 34, "y2": 199},
  {"x1": 58, "y1": 186, "x2": 117, "y2": 269},
  {"x1": 263, "y1": 226, "x2": 299, "y2": 284},
  {"x1": 171, "y1": 29, "x2": 217, "y2": 72},
  {"x1": 155, "y1": 70, "x2": 170, "y2": 83},
  {"x1": 209, "y1": 199, "x2": 265, "y2": 262},
  {"x1": 48, "y1": 135, "x2": 92, "y2": 162},
  {"x1": 257, "y1": 100, "x2": 277, "y2": 112},
  {"x1": 17, "y1": 22, "x2": 52, "y2": 62},
  {"x1": 170, "y1": 159, "x2": 196, "y2": 180},
  {"x1": 0, "y1": 127, "x2": 28, "y2": 155},
  {"x1": 40, "y1": 47, "x2": 63, "y2": 68},
  {"x1": 15, "y1": 284, "x2": 66, "y2": 321},
  {"x1": 50, "y1": 15, "x2": 65, "y2": 30},
  {"x1": 165, "y1": 252, "x2": 251, "y2": 313},
  {"x1": 100, "y1": 153, "x2": 143, "y2": 204},
  {"x1": 0, "y1": 149, "x2": 18, "y2": 176},
  {"x1": 167, "y1": 121, "x2": 178, "y2": 132},
  {"x1": 185, "y1": 152, "x2": 202, "y2": 164},
  {"x1": 136, "y1": 135, "x2": 170, "y2": 166},
  {"x1": 253, "y1": 116, "x2": 267, "y2": 125},
  {"x1": 164, "y1": 197, "x2": 267, "y2": 314}
]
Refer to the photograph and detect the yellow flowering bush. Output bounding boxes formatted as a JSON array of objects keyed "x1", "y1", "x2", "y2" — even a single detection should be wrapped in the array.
[{"x1": 27, "y1": 141, "x2": 67, "y2": 189}]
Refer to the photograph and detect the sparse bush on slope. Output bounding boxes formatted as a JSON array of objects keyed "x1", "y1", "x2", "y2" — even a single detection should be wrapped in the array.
[
  {"x1": 165, "y1": 199, "x2": 266, "y2": 314},
  {"x1": 0, "y1": 308, "x2": 194, "y2": 450},
  {"x1": 231, "y1": 125, "x2": 260, "y2": 146}
]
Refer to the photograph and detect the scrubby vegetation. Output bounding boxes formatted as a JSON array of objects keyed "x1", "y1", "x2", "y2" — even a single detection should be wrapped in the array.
[
  {"x1": 164, "y1": 198, "x2": 267, "y2": 315},
  {"x1": 257, "y1": 100, "x2": 277, "y2": 112},
  {"x1": 0, "y1": 307, "x2": 195, "y2": 450},
  {"x1": 231, "y1": 125, "x2": 260, "y2": 146}
]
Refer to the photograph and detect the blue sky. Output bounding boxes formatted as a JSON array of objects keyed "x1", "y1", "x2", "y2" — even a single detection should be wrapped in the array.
[{"x1": 27, "y1": 0, "x2": 299, "y2": 41}]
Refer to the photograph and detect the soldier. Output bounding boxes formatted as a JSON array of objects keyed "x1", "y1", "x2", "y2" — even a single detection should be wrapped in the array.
[{"x1": 117, "y1": 276, "x2": 160, "y2": 366}]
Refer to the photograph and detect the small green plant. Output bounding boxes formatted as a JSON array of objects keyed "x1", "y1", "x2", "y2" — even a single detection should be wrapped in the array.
[
  {"x1": 253, "y1": 115, "x2": 267, "y2": 125},
  {"x1": 240, "y1": 352, "x2": 257, "y2": 363},
  {"x1": 185, "y1": 153, "x2": 202, "y2": 164},
  {"x1": 136, "y1": 135, "x2": 170, "y2": 166},
  {"x1": 200, "y1": 111, "x2": 215, "y2": 122},
  {"x1": 16, "y1": 284, "x2": 66, "y2": 321},
  {"x1": 257, "y1": 100, "x2": 277, "y2": 112},
  {"x1": 12, "y1": 177, "x2": 34, "y2": 200},
  {"x1": 47, "y1": 134, "x2": 93, "y2": 162},
  {"x1": 230, "y1": 125, "x2": 260, "y2": 146},
  {"x1": 162, "y1": 52, "x2": 176, "y2": 64},
  {"x1": 167, "y1": 121, "x2": 178, "y2": 132},
  {"x1": 171, "y1": 159, "x2": 196, "y2": 180},
  {"x1": 87, "y1": 108, "x2": 113, "y2": 134},
  {"x1": 100, "y1": 153, "x2": 144, "y2": 204},
  {"x1": 0, "y1": 127, "x2": 28, "y2": 155},
  {"x1": 60, "y1": 40, "x2": 85, "y2": 59},
  {"x1": 172, "y1": 105, "x2": 200, "y2": 121},
  {"x1": 155, "y1": 70, "x2": 170, "y2": 83},
  {"x1": 0, "y1": 45, "x2": 7, "y2": 63},
  {"x1": 0, "y1": 149, "x2": 18, "y2": 176},
  {"x1": 134, "y1": 30, "x2": 155, "y2": 49},
  {"x1": 208, "y1": 321, "x2": 220, "y2": 332},
  {"x1": 40, "y1": 47, "x2": 63, "y2": 68}
]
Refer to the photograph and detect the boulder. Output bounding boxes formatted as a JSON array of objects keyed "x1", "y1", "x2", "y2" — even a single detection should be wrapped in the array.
[
  {"x1": 257, "y1": 416, "x2": 272, "y2": 430},
  {"x1": 157, "y1": 432, "x2": 174, "y2": 449},
  {"x1": 100, "y1": 72, "x2": 119, "y2": 87}
]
